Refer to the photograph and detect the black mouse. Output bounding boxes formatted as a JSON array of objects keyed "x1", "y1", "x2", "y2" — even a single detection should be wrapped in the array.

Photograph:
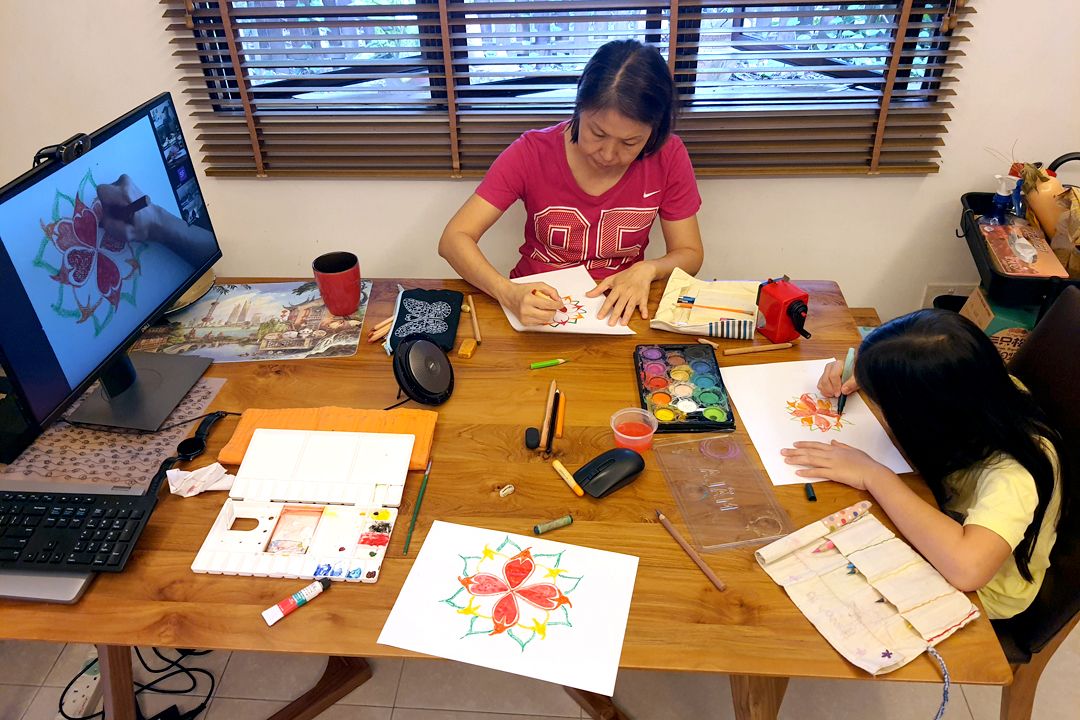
[{"x1": 573, "y1": 448, "x2": 645, "y2": 499}]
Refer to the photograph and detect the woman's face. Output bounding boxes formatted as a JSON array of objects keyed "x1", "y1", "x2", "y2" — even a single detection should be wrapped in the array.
[{"x1": 574, "y1": 108, "x2": 652, "y2": 173}]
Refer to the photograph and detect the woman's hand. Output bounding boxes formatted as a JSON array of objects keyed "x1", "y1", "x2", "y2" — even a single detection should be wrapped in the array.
[
  {"x1": 780, "y1": 440, "x2": 892, "y2": 491},
  {"x1": 586, "y1": 261, "x2": 656, "y2": 326},
  {"x1": 501, "y1": 282, "x2": 563, "y2": 326},
  {"x1": 817, "y1": 357, "x2": 859, "y2": 398}
]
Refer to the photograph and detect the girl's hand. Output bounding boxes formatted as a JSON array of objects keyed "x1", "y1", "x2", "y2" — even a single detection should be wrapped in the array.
[
  {"x1": 586, "y1": 261, "x2": 657, "y2": 326},
  {"x1": 818, "y1": 358, "x2": 860, "y2": 398},
  {"x1": 503, "y1": 282, "x2": 563, "y2": 326},
  {"x1": 780, "y1": 440, "x2": 891, "y2": 491}
]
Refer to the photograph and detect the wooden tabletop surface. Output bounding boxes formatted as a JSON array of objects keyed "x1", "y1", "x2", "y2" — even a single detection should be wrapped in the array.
[{"x1": 0, "y1": 278, "x2": 1012, "y2": 686}]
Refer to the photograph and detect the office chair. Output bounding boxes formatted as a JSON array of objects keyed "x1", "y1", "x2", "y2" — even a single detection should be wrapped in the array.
[{"x1": 995, "y1": 285, "x2": 1080, "y2": 720}]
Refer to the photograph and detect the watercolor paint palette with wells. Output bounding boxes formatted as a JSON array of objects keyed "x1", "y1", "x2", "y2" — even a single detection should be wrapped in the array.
[
  {"x1": 633, "y1": 344, "x2": 735, "y2": 433},
  {"x1": 191, "y1": 429, "x2": 414, "y2": 583}
]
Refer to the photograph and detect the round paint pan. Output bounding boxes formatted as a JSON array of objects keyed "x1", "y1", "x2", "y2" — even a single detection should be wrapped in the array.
[
  {"x1": 648, "y1": 391, "x2": 673, "y2": 407},
  {"x1": 691, "y1": 373, "x2": 718, "y2": 390},
  {"x1": 643, "y1": 361, "x2": 668, "y2": 377},
  {"x1": 645, "y1": 375, "x2": 670, "y2": 391},
  {"x1": 684, "y1": 345, "x2": 710, "y2": 360},
  {"x1": 702, "y1": 406, "x2": 728, "y2": 422},
  {"x1": 665, "y1": 353, "x2": 686, "y2": 366},
  {"x1": 639, "y1": 347, "x2": 665, "y2": 361},
  {"x1": 675, "y1": 398, "x2": 699, "y2": 414},
  {"x1": 689, "y1": 360, "x2": 713, "y2": 374},
  {"x1": 670, "y1": 383, "x2": 695, "y2": 399},
  {"x1": 669, "y1": 368, "x2": 692, "y2": 383},
  {"x1": 652, "y1": 406, "x2": 685, "y2": 423},
  {"x1": 695, "y1": 389, "x2": 723, "y2": 406}
]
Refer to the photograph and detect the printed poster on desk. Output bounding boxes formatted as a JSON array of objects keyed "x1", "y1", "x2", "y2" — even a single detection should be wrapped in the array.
[
  {"x1": 132, "y1": 280, "x2": 371, "y2": 362},
  {"x1": 720, "y1": 359, "x2": 911, "y2": 486},
  {"x1": 378, "y1": 521, "x2": 639, "y2": 696},
  {"x1": 499, "y1": 265, "x2": 635, "y2": 335}
]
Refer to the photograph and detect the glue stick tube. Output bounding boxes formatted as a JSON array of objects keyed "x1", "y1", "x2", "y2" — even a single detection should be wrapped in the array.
[{"x1": 262, "y1": 577, "x2": 331, "y2": 626}]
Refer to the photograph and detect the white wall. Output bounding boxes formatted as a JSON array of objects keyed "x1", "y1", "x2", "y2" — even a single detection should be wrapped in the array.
[{"x1": 2, "y1": 1, "x2": 1078, "y2": 321}]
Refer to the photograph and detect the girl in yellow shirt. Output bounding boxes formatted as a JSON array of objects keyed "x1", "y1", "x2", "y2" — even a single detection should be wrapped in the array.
[{"x1": 781, "y1": 309, "x2": 1069, "y2": 619}]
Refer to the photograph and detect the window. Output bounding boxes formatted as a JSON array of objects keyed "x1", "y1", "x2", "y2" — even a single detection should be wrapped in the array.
[{"x1": 166, "y1": 1, "x2": 968, "y2": 177}]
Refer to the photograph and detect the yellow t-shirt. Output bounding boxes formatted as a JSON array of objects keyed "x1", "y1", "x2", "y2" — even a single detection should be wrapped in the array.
[{"x1": 942, "y1": 439, "x2": 1061, "y2": 620}]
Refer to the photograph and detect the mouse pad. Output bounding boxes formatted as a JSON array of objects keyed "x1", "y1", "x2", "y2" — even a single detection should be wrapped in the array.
[{"x1": 389, "y1": 289, "x2": 463, "y2": 353}]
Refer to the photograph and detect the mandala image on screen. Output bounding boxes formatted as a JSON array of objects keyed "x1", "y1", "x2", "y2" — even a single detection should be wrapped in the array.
[
  {"x1": 440, "y1": 536, "x2": 582, "y2": 652},
  {"x1": 394, "y1": 298, "x2": 451, "y2": 337},
  {"x1": 34, "y1": 169, "x2": 144, "y2": 335},
  {"x1": 786, "y1": 393, "x2": 850, "y2": 433},
  {"x1": 548, "y1": 296, "x2": 587, "y2": 328}
]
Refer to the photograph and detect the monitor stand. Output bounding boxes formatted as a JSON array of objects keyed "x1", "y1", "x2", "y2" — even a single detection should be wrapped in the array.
[{"x1": 67, "y1": 351, "x2": 211, "y2": 431}]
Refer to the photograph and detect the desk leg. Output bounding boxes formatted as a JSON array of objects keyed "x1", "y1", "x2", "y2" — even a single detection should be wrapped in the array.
[
  {"x1": 97, "y1": 644, "x2": 136, "y2": 720},
  {"x1": 563, "y1": 686, "x2": 631, "y2": 720},
  {"x1": 267, "y1": 656, "x2": 372, "y2": 720},
  {"x1": 730, "y1": 674, "x2": 789, "y2": 720}
]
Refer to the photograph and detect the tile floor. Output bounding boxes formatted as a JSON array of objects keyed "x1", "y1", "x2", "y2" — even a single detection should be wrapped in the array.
[{"x1": 1, "y1": 626, "x2": 1077, "y2": 720}]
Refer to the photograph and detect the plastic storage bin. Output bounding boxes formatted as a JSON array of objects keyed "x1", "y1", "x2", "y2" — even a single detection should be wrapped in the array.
[{"x1": 960, "y1": 192, "x2": 1080, "y2": 307}]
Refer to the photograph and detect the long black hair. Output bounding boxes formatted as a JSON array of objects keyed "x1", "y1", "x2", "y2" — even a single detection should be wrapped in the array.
[
  {"x1": 569, "y1": 40, "x2": 676, "y2": 158},
  {"x1": 855, "y1": 309, "x2": 1065, "y2": 582}
]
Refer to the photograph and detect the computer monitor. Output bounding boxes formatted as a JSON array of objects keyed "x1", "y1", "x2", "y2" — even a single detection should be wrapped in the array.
[{"x1": 0, "y1": 92, "x2": 222, "y2": 437}]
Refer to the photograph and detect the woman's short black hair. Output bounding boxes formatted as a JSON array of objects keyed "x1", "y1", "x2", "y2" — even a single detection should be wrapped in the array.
[
  {"x1": 569, "y1": 40, "x2": 676, "y2": 157},
  {"x1": 855, "y1": 308, "x2": 1066, "y2": 582}
]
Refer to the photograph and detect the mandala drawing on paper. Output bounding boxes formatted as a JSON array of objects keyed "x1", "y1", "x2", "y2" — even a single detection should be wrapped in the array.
[
  {"x1": 35, "y1": 169, "x2": 145, "y2": 335},
  {"x1": 786, "y1": 393, "x2": 851, "y2": 433},
  {"x1": 548, "y1": 296, "x2": 587, "y2": 328},
  {"x1": 440, "y1": 535, "x2": 582, "y2": 651}
]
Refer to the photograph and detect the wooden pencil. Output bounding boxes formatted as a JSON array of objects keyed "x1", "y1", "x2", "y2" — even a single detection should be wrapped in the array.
[
  {"x1": 697, "y1": 338, "x2": 720, "y2": 348},
  {"x1": 722, "y1": 342, "x2": 793, "y2": 356},
  {"x1": 374, "y1": 315, "x2": 393, "y2": 331},
  {"x1": 467, "y1": 294, "x2": 482, "y2": 344},
  {"x1": 676, "y1": 302, "x2": 754, "y2": 316},
  {"x1": 656, "y1": 510, "x2": 726, "y2": 591},
  {"x1": 367, "y1": 324, "x2": 391, "y2": 344},
  {"x1": 538, "y1": 379, "x2": 557, "y2": 450}
]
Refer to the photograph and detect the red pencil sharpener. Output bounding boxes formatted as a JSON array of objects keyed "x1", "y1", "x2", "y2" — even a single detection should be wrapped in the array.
[{"x1": 756, "y1": 276, "x2": 812, "y2": 343}]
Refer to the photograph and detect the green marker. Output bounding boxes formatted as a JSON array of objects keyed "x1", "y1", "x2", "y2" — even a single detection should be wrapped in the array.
[
  {"x1": 836, "y1": 347, "x2": 856, "y2": 415},
  {"x1": 529, "y1": 358, "x2": 568, "y2": 370}
]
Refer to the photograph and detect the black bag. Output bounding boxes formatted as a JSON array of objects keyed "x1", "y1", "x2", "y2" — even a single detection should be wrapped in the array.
[{"x1": 387, "y1": 288, "x2": 463, "y2": 353}]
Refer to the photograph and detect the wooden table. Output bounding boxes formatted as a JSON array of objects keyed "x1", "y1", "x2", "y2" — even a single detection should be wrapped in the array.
[{"x1": 0, "y1": 279, "x2": 1012, "y2": 720}]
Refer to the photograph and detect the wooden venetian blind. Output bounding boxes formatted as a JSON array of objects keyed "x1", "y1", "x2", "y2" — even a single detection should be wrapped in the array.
[{"x1": 164, "y1": 0, "x2": 971, "y2": 178}]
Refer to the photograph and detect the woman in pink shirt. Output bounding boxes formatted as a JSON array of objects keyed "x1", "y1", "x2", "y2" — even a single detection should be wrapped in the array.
[{"x1": 438, "y1": 40, "x2": 704, "y2": 326}]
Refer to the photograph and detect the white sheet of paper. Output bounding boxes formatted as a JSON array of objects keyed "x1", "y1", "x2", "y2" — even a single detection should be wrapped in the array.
[
  {"x1": 378, "y1": 521, "x2": 639, "y2": 695},
  {"x1": 500, "y1": 265, "x2": 636, "y2": 335},
  {"x1": 721, "y1": 359, "x2": 911, "y2": 486}
]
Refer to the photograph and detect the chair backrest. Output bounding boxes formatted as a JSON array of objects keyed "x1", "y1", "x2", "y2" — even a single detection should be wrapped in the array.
[{"x1": 997, "y1": 285, "x2": 1080, "y2": 655}]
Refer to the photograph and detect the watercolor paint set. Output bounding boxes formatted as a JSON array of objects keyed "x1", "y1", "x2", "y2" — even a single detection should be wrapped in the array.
[
  {"x1": 191, "y1": 428, "x2": 414, "y2": 583},
  {"x1": 632, "y1": 344, "x2": 735, "y2": 433}
]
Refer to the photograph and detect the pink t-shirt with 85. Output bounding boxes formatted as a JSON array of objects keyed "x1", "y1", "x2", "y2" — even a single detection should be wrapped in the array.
[{"x1": 475, "y1": 122, "x2": 701, "y2": 280}]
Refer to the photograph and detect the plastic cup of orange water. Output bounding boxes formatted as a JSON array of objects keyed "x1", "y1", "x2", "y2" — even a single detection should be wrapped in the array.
[{"x1": 610, "y1": 408, "x2": 658, "y2": 451}]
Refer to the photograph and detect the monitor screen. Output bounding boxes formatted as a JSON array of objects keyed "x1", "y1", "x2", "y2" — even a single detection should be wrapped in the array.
[{"x1": 0, "y1": 93, "x2": 221, "y2": 428}]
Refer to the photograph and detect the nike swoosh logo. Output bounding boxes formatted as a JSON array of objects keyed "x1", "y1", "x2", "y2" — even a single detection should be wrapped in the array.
[{"x1": 643, "y1": 190, "x2": 661, "y2": 198}]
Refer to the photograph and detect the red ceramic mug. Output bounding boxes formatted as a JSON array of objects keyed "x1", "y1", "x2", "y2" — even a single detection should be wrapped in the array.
[{"x1": 312, "y1": 251, "x2": 361, "y2": 316}]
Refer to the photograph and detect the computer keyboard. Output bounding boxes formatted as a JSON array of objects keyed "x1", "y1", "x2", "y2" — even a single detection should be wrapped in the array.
[{"x1": 0, "y1": 491, "x2": 156, "y2": 572}]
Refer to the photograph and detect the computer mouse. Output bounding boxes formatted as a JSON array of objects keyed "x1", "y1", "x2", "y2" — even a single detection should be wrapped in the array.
[{"x1": 573, "y1": 448, "x2": 645, "y2": 499}]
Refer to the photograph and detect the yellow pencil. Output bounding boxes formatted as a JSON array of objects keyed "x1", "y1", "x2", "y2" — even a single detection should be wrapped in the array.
[{"x1": 722, "y1": 342, "x2": 793, "y2": 356}]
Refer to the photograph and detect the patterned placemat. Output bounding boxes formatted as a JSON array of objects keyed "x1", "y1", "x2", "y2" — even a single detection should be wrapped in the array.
[{"x1": 0, "y1": 377, "x2": 226, "y2": 492}]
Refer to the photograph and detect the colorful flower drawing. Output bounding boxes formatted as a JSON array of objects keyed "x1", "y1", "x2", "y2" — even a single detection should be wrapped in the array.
[
  {"x1": 786, "y1": 393, "x2": 850, "y2": 433},
  {"x1": 548, "y1": 296, "x2": 587, "y2": 328},
  {"x1": 34, "y1": 169, "x2": 144, "y2": 335},
  {"x1": 440, "y1": 536, "x2": 582, "y2": 651}
]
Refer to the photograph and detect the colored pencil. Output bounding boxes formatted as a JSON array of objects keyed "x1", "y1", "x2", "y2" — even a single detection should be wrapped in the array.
[
  {"x1": 697, "y1": 338, "x2": 720, "y2": 348},
  {"x1": 544, "y1": 391, "x2": 560, "y2": 454},
  {"x1": 722, "y1": 342, "x2": 793, "y2": 356},
  {"x1": 538, "y1": 380, "x2": 557, "y2": 450},
  {"x1": 107, "y1": 195, "x2": 149, "y2": 223},
  {"x1": 836, "y1": 347, "x2": 856, "y2": 415},
  {"x1": 677, "y1": 300, "x2": 754, "y2": 316},
  {"x1": 529, "y1": 358, "x2": 567, "y2": 370},
  {"x1": 656, "y1": 510, "x2": 726, "y2": 591},
  {"x1": 804, "y1": 482, "x2": 817, "y2": 502},
  {"x1": 551, "y1": 459, "x2": 584, "y2": 497},
  {"x1": 402, "y1": 458, "x2": 433, "y2": 555},
  {"x1": 555, "y1": 390, "x2": 566, "y2": 438},
  {"x1": 374, "y1": 315, "x2": 393, "y2": 331},
  {"x1": 467, "y1": 294, "x2": 482, "y2": 344}
]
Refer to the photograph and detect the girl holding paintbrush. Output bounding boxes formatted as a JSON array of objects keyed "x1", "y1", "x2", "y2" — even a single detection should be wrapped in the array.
[
  {"x1": 782, "y1": 309, "x2": 1070, "y2": 619},
  {"x1": 438, "y1": 40, "x2": 704, "y2": 328}
]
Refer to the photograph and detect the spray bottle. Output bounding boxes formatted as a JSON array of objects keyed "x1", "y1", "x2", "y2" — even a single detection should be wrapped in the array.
[{"x1": 981, "y1": 174, "x2": 1016, "y2": 226}]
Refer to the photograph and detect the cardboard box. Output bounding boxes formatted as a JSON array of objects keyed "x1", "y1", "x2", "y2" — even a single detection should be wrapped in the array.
[{"x1": 960, "y1": 287, "x2": 1039, "y2": 362}]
